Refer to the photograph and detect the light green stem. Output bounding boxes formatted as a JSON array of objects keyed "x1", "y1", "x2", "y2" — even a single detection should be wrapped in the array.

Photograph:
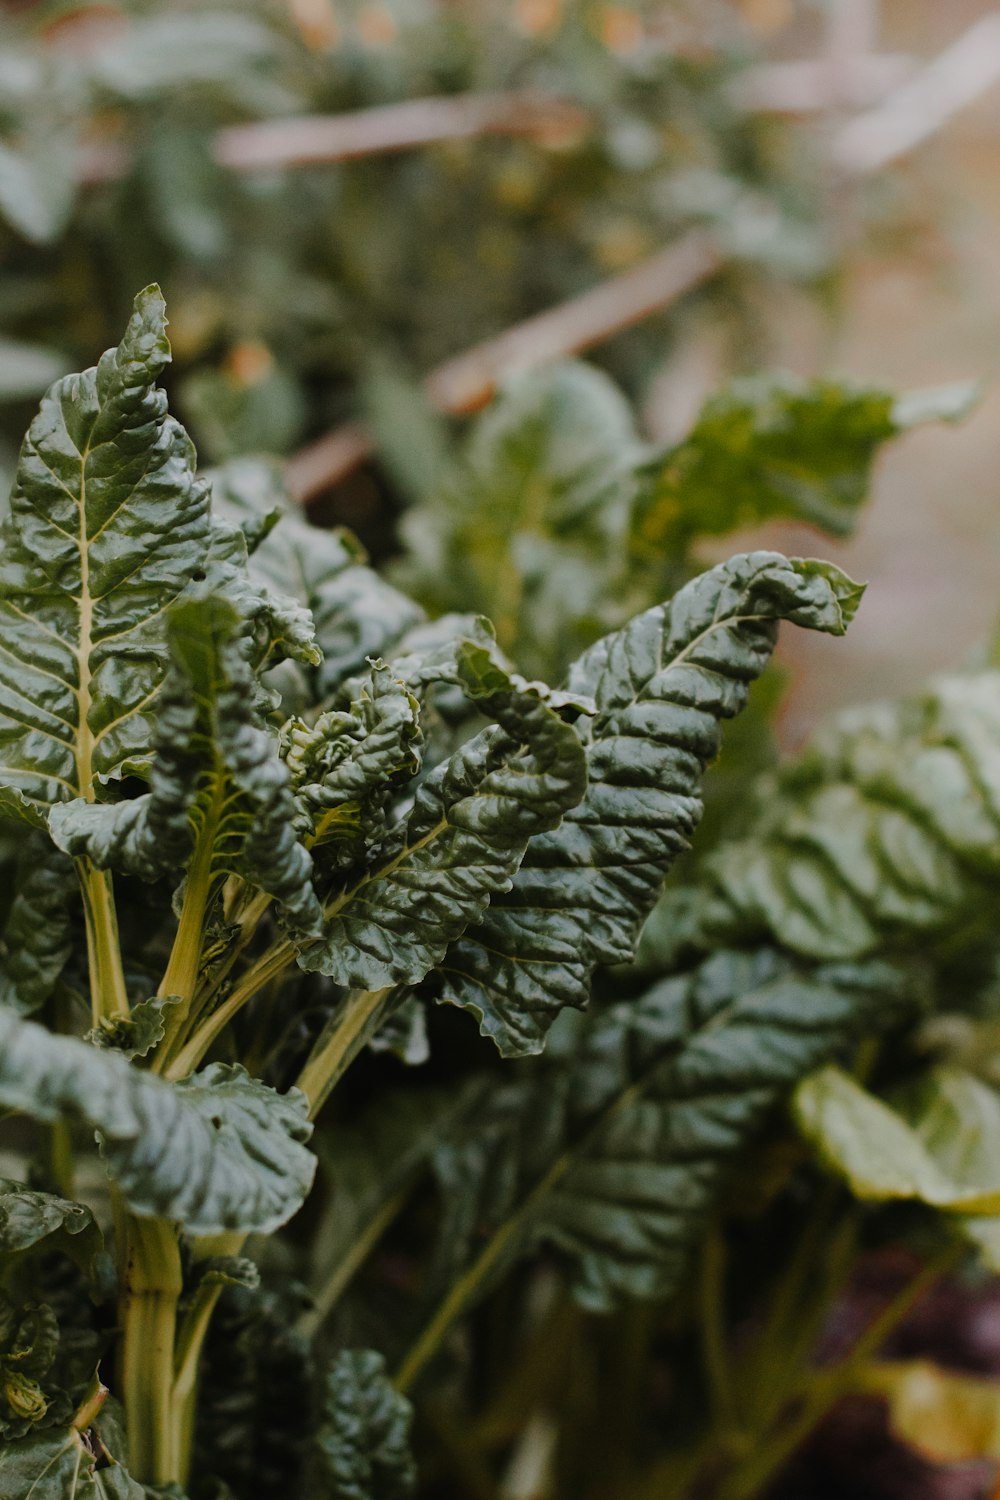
[
  {"x1": 79, "y1": 863, "x2": 129, "y2": 1025},
  {"x1": 119, "y1": 1211, "x2": 183, "y2": 1486},
  {"x1": 296, "y1": 988, "x2": 394, "y2": 1118}
]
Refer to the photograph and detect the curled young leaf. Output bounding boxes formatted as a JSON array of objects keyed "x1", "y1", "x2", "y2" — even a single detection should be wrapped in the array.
[{"x1": 296, "y1": 640, "x2": 589, "y2": 990}]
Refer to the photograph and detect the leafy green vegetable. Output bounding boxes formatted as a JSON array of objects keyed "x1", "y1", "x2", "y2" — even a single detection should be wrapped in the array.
[
  {"x1": 297, "y1": 641, "x2": 589, "y2": 991},
  {"x1": 50, "y1": 592, "x2": 322, "y2": 934},
  {"x1": 630, "y1": 373, "x2": 976, "y2": 559}
]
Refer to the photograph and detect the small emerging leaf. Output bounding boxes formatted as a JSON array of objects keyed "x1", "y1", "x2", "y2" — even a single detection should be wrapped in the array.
[{"x1": 317, "y1": 1349, "x2": 416, "y2": 1500}]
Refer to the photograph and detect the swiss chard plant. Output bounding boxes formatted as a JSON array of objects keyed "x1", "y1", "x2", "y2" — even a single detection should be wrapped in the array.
[{"x1": 0, "y1": 286, "x2": 876, "y2": 1494}]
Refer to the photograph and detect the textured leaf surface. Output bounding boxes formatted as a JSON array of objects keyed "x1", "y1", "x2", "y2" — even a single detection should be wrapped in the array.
[
  {"x1": 49, "y1": 594, "x2": 321, "y2": 931},
  {"x1": 282, "y1": 664, "x2": 421, "y2": 876},
  {"x1": 435, "y1": 551, "x2": 863, "y2": 1055},
  {"x1": 317, "y1": 1349, "x2": 416, "y2": 1500},
  {"x1": 431, "y1": 949, "x2": 911, "y2": 1315},
  {"x1": 694, "y1": 671, "x2": 1000, "y2": 961},
  {"x1": 84, "y1": 995, "x2": 183, "y2": 1060},
  {"x1": 0, "y1": 286, "x2": 211, "y2": 823},
  {"x1": 297, "y1": 641, "x2": 588, "y2": 990},
  {"x1": 0, "y1": 1008, "x2": 315, "y2": 1234},
  {"x1": 212, "y1": 456, "x2": 424, "y2": 704}
]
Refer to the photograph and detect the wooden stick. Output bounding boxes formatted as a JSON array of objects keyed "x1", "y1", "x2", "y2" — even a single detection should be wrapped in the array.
[
  {"x1": 77, "y1": 90, "x2": 587, "y2": 185},
  {"x1": 833, "y1": 12, "x2": 1000, "y2": 174},
  {"x1": 285, "y1": 230, "x2": 723, "y2": 503},
  {"x1": 214, "y1": 92, "x2": 587, "y2": 170}
]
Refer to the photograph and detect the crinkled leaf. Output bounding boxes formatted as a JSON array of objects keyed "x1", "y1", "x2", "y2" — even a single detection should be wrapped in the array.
[
  {"x1": 296, "y1": 640, "x2": 588, "y2": 990},
  {"x1": 428, "y1": 950, "x2": 912, "y2": 1320},
  {"x1": 317, "y1": 1349, "x2": 416, "y2": 1500},
  {"x1": 49, "y1": 594, "x2": 322, "y2": 932},
  {"x1": 281, "y1": 664, "x2": 422, "y2": 876},
  {"x1": 436, "y1": 551, "x2": 863, "y2": 1055},
  {"x1": 793, "y1": 1064, "x2": 1000, "y2": 1214},
  {"x1": 694, "y1": 671, "x2": 1000, "y2": 961},
  {"x1": 0, "y1": 286, "x2": 212, "y2": 823},
  {"x1": 0, "y1": 1182, "x2": 101, "y2": 1276},
  {"x1": 0, "y1": 1009, "x2": 315, "y2": 1235},
  {"x1": 0, "y1": 841, "x2": 76, "y2": 1014}
]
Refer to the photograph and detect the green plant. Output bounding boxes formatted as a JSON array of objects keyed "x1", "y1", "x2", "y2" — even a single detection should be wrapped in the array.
[{"x1": 0, "y1": 283, "x2": 878, "y2": 1495}]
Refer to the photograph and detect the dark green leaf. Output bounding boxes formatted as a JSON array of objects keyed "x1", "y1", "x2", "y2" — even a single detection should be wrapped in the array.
[
  {"x1": 297, "y1": 640, "x2": 588, "y2": 990},
  {"x1": 436, "y1": 551, "x2": 864, "y2": 1055},
  {"x1": 0, "y1": 841, "x2": 76, "y2": 1014},
  {"x1": 0, "y1": 1009, "x2": 315, "y2": 1235},
  {"x1": 0, "y1": 1425, "x2": 146, "y2": 1498},
  {"x1": 0, "y1": 1181, "x2": 101, "y2": 1276},
  {"x1": 0, "y1": 286, "x2": 211, "y2": 823},
  {"x1": 427, "y1": 950, "x2": 913, "y2": 1323}
]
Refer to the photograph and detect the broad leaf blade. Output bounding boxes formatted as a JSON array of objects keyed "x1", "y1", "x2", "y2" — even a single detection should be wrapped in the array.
[
  {"x1": 436, "y1": 551, "x2": 863, "y2": 1055},
  {"x1": 428, "y1": 950, "x2": 912, "y2": 1322},
  {"x1": 0, "y1": 1181, "x2": 101, "y2": 1275},
  {"x1": 0, "y1": 286, "x2": 212, "y2": 822},
  {"x1": 0, "y1": 1008, "x2": 315, "y2": 1235},
  {"x1": 793, "y1": 1064, "x2": 1000, "y2": 1214},
  {"x1": 0, "y1": 840, "x2": 76, "y2": 1014}
]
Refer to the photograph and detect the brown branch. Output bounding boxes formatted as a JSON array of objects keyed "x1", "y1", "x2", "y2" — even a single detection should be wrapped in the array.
[
  {"x1": 284, "y1": 230, "x2": 723, "y2": 504},
  {"x1": 77, "y1": 90, "x2": 588, "y2": 186}
]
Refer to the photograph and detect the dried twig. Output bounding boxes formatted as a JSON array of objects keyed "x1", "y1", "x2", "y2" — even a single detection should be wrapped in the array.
[
  {"x1": 214, "y1": 92, "x2": 587, "y2": 170},
  {"x1": 78, "y1": 90, "x2": 587, "y2": 185},
  {"x1": 833, "y1": 11, "x2": 1000, "y2": 174},
  {"x1": 285, "y1": 230, "x2": 722, "y2": 503}
]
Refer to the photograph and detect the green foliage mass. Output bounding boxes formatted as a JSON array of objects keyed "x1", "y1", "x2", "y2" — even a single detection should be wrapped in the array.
[{"x1": 0, "y1": 270, "x2": 989, "y2": 1500}]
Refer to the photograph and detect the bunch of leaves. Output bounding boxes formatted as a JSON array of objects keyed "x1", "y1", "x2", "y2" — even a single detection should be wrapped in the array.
[{"x1": 0, "y1": 280, "x2": 879, "y2": 1499}]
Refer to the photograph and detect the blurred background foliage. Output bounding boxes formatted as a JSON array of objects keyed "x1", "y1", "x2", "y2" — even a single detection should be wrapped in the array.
[{"x1": 8, "y1": 3, "x2": 1000, "y2": 1498}]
